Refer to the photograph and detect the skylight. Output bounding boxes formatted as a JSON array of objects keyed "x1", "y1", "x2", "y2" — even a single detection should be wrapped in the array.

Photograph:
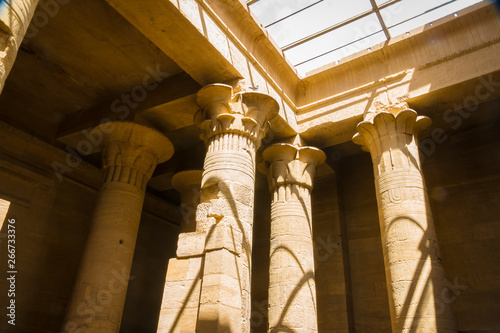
[{"x1": 247, "y1": 0, "x2": 484, "y2": 76}]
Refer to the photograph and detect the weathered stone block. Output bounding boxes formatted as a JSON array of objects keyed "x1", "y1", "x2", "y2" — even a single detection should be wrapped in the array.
[
  {"x1": 205, "y1": 221, "x2": 242, "y2": 254},
  {"x1": 176, "y1": 231, "x2": 206, "y2": 257}
]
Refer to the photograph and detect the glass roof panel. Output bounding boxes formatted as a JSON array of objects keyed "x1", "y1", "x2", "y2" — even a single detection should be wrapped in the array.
[
  {"x1": 284, "y1": 13, "x2": 384, "y2": 65},
  {"x1": 375, "y1": 0, "x2": 393, "y2": 5},
  {"x1": 386, "y1": 0, "x2": 484, "y2": 36},
  {"x1": 264, "y1": 0, "x2": 373, "y2": 47},
  {"x1": 249, "y1": 0, "x2": 320, "y2": 27},
  {"x1": 293, "y1": 31, "x2": 387, "y2": 73},
  {"x1": 381, "y1": 0, "x2": 454, "y2": 29},
  {"x1": 247, "y1": 0, "x2": 485, "y2": 75}
]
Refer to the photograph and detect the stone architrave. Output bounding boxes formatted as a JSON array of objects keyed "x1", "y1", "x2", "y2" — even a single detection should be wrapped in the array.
[
  {"x1": 194, "y1": 84, "x2": 279, "y2": 332},
  {"x1": 353, "y1": 107, "x2": 457, "y2": 333},
  {"x1": 63, "y1": 122, "x2": 174, "y2": 333},
  {"x1": 157, "y1": 169, "x2": 203, "y2": 333},
  {"x1": 0, "y1": 0, "x2": 39, "y2": 94},
  {"x1": 260, "y1": 143, "x2": 325, "y2": 333}
]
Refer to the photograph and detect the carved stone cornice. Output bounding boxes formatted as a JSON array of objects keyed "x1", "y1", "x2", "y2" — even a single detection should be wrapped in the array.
[
  {"x1": 260, "y1": 143, "x2": 326, "y2": 199},
  {"x1": 95, "y1": 122, "x2": 174, "y2": 189},
  {"x1": 194, "y1": 83, "x2": 279, "y2": 151}
]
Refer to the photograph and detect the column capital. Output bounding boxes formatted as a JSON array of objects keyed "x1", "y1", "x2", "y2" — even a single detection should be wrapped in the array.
[
  {"x1": 353, "y1": 108, "x2": 431, "y2": 152},
  {"x1": 171, "y1": 169, "x2": 204, "y2": 191},
  {"x1": 95, "y1": 121, "x2": 174, "y2": 189},
  {"x1": 259, "y1": 143, "x2": 326, "y2": 193},
  {"x1": 194, "y1": 83, "x2": 279, "y2": 149}
]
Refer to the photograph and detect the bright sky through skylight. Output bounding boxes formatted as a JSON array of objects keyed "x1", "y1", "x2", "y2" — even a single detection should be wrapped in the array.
[{"x1": 247, "y1": 0, "x2": 484, "y2": 76}]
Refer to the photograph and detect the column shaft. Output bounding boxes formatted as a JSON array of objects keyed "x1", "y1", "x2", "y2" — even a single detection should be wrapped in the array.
[
  {"x1": 64, "y1": 181, "x2": 145, "y2": 332},
  {"x1": 64, "y1": 122, "x2": 173, "y2": 333},
  {"x1": 194, "y1": 84, "x2": 278, "y2": 333},
  {"x1": 262, "y1": 143, "x2": 325, "y2": 333},
  {"x1": 0, "y1": 0, "x2": 39, "y2": 93},
  {"x1": 353, "y1": 109, "x2": 456, "y2": 333},
  {"x1": 158, "y1": 170, "x2": 203, "y2": 333}
]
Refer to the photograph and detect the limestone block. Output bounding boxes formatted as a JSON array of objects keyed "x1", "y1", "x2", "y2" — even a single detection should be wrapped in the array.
[
  {"x1": 176, "y1": 231, "x2": 206, "y2": 258},
  {"x1": 204, "y1": 220, "x2": 242, "y2": 254},
  {"x1": 202, "y1": 249, "x2": 240, "y2": 278},
  {"x1": 165, "y1": 257, "x2": 202, "y2": 282}
]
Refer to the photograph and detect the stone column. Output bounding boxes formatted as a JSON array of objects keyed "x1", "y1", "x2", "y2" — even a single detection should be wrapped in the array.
[
  {"x1": 157, "y1": 170, "x2": 203, "y2": 333},
  {"x1": 64, "y1": 122, "x2": 173, "y2": 333},
  {"x1": 352, "y1": 107, "x2": 456, "y2": 332},
  {"x1": 0, "y1": 0, "x2": 39, "y2": 94},
  {"x1": 172, "y1": 170, "x2": 203, "y2": 233},
  {"x1": 260, "y1": 143, "x2": 325, "y2": 333},
  {"x1": 194, "y1": 84, "x2": 278, "y2": 332}
]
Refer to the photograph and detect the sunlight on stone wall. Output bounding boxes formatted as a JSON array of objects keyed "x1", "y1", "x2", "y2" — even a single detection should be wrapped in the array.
[{"x1": 0, "y1": 198, "x2": 10, "y2": 228}]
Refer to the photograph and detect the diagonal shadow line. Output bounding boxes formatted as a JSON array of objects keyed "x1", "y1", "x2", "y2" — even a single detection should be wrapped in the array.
[
  {"x1": 163, "y1": 262, "x2": 203, "y2": 332},
  {"x1": 384, "y1": 215, "x2": 439, "y2": 331},
  {"x1": 271, "y1": 269, "x2": 315, "y2": 333},
  {"x1": 275, "y1": 185, "x2": 318, "y2": 312},
  {"x1": 270, "y1": 244, "x2": 317, "y2": 318},
  {"x1": 163, "y1": 227, "x2": 215, "y2": 332},
  {"x1": 218, "y1": 181, "x2": 251, "y2": 302},
  {"x1": 289, "y1": 184, "x2": 314, "y2": 240},
  {"x1": 270, "y1": 324, "x2": 298, "y2": 333},
  {"x1": 400, "y1": 142, "x2": 424, "y2": 173},
  {"x1": 193, "y1": 179, "x2": 253, "y2": 330},
  {"x1": 163, "y1": 206, "x2": 242, "y2": 332}
]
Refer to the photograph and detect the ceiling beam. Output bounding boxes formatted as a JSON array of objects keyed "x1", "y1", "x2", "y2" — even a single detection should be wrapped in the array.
[
  {"x1": 56, "y1": 72, "x2": 201, "y2": 149},
  {"x1": 105, "y1": 0, "x2": 243, "y2": 86}
]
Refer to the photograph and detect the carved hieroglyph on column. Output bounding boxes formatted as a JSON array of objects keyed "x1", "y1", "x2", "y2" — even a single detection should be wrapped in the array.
[
  {"x1": 194, "y1": 83, "x2": 279, "y2": 332},
  {"x1": 0, "y1": 0, "x2": 39, "y2": 94},
  {"x1": 259, "y1": 143, "x2": 325, "y2": 333},
  {"x1": 157, "y1": 169, "x2": 203, "y2": 333},
  {"x1": 64, "y1": 122, "x2": 173, "y2": 333},
  {"x1": 353, "y1": 107, "x2": 457, "y2": 333}
]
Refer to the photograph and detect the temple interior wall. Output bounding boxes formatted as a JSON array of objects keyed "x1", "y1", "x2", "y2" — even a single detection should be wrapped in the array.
[{"x1": 0, "y1": 107, "x2": 499, "y2": 333}]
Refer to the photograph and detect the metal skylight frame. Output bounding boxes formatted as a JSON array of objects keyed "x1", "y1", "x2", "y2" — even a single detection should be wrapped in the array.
[{"x1": 247, "y1": 0, "x2": 479, "y2": 71}]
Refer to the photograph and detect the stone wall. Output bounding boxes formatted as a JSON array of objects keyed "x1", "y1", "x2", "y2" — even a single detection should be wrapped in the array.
[
  {"x1": 250, "y1": 175, "x2": 271, "y2": 333},
  {"x1": 423, "y1": 119, "x2": 500, "y2": 332},
  {"x1": 0, "y1": 156, "x2": 95, "y2": 332},
  {"x1": 340, "y1": 154, "x2": 392, "y2": 333},
  {"x1": 312, "y1": 171, "x2": 353, "y2": 333}
]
